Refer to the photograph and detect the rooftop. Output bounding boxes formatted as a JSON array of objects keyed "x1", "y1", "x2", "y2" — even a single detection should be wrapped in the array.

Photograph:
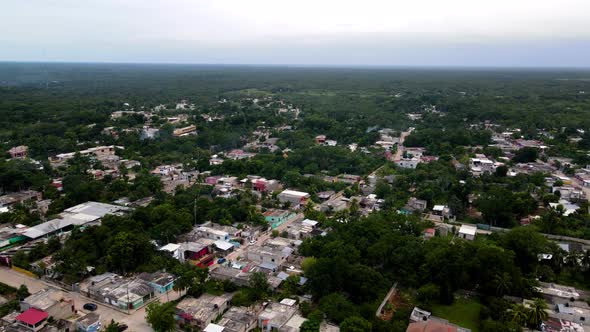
[{"x1": 16, "y1": 308, "x2": 48, "y2": 326}]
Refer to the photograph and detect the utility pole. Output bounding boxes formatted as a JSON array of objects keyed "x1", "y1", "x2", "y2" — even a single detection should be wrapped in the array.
[{"x1": 194, "y1": 198, "x2": 197, "y2": 225}]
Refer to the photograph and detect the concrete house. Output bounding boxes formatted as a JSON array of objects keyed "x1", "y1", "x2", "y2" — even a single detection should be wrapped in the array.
[
  {"x1": 138, "y1": 271, "x2": 176, "y2": 294},
  {"x1": 278, "y1": 190, "x2": 310, "y2": 209},
  {"x1": 263, "y1": 209, "x2": 293, "y2": 229},
  {"x1": 458, "y1": 225, "x2": 477, "y2": 241},
  {"x1": 175, "y1": 294, "x2": 233, "y2": 330},
  {"x1": 7, "y1": 145, "x2": 28, "y2": 159},
  {"x1": 21, "y1": 289, "x2": 74, "y2": 321},
  {"x1": 258, "y1": 299, "x2": 298, "y2": 332},
  {"x1": 218, "y1": 306, "x2": 258, "y2": 332}
]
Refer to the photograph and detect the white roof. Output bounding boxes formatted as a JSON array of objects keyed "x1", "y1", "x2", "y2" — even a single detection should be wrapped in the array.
[
  {"x1": 214, "y1": 240, "x2": 234, "y2": 251},
  {"x1": 302, "y1": 219, "x2": 318, "y2": 227},
  {"x1": 204, "y1": 324, "x2": 225, "y2": 332},
  {"x1": 23, "y1": 218, "x2": 75, "y2": 239},
  {"x1": 432, "y1": 205, "x2": 445, "y2": 211},
  {"x1": 459, "y1": 224, "x2": 477, "y2": 236},
  {"x1": 280, "y1": 190, "x2": 310, "y2": 198},
  {"x1": 280, "y1": 298, "x2": 297, "y2": 306},
  {"x1": 159, "y1": 243, "x2": 180, "y2": 252}
]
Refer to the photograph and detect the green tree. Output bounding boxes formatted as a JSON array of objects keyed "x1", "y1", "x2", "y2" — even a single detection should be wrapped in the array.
[
  {"x1": 249, "y1": 272, "x2": 269, "y2": 300},
  {"x1": 104, "y1": 320, "x2": 123, "y2": 332},
  {"x1": 527, "y1": 298, "x2": 548, "y2": 328},
  {"x1": 510, "y1": 304, "x2": 529, "y2": 327},
  {"x1": 318, "y1": 293, "x2": 356, "y2": 324},
  {"x1": 16, "y1": 285, "x2": 29, "y2": 300},
  {"x1": 340, "y1": 316, "x2": 372, "y2": 332},
  {"x1": 299, "y1": 319, "x2": 320, "y2": 332},
  {"x1": 146, "y1": 301, "x2": 176, "y2": 332}
]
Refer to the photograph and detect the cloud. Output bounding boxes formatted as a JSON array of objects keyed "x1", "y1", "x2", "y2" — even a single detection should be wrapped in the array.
[{"x1": 2, "y1": 0, "x2": 590, "y2": 66}]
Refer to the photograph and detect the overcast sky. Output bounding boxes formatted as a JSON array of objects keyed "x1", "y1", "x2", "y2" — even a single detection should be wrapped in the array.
[{"x1": 2, "y1": 0, "x2": 590, "y2": 67}]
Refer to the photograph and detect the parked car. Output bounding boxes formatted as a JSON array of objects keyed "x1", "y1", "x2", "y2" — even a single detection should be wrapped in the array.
[
  {"x1": 118, "y1": 324, "x2": 128, "y2": 331},
  {"x1": 217, "y1": 258, "x2": 226, "y2": 264},
  {"x1": 249, "y1": 239, "x2": 256, "y2": 245},
  {"x1": 83, "y1": 303, "x2": 97, "y2": 311}
]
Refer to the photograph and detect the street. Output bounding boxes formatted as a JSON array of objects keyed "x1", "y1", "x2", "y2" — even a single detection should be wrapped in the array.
[{"x1": 392, "y1": 129, "x2": 412, "y2": 161}]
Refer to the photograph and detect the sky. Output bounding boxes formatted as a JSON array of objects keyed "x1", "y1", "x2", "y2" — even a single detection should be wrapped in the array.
[{"x1": 2, "y1": 0, "x2": 590, "y2": 67}]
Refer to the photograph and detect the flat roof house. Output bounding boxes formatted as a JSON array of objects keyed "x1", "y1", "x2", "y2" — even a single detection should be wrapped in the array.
[
  {"x1": 218, "y1": 306, "x2": 258, "y2": 332},
  {"x1": 20, "y1": 288, "x2": 74, "y2": 321},
  {"x1": 138, "y1": 271, "x2": 176, "y2": 294},
  {"x1": 7, "y1": 145, "x2": 28, "y2": 159},
  {"x1": 176, "y1": 294, "x2": 233, "y2": 330},
  {"x1": 258, "y1": 299, "x2": 298, "y2": 332},
  {"x1": 263, "y1": 209, "x2": 293, "y2": 229},
  {"x1": 278, "y1": 190, "x2": 310, "y2": 209},
  {"x1": 458, "y1": 225, "x2": 477, "y2": 241}
]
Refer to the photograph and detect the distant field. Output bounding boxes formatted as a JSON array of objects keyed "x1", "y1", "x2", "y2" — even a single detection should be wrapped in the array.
[{"x1": 430, "y1": 298, "x2": 482, "y2": 332}]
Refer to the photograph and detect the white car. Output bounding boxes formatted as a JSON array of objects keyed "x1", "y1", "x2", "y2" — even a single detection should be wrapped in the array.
[{"x1": 249, "y1": 240, "x2": 256, "y2": 245}]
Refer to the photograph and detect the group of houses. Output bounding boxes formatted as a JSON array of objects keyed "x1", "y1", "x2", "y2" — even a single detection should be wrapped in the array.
[{"x1": 0, "y1": 287, "x2": 101, "y2": 332}]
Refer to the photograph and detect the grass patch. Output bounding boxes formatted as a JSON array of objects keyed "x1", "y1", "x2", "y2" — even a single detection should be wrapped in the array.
[{"x1": 430, "y1": 298, "x2": 482, "y2": 332}]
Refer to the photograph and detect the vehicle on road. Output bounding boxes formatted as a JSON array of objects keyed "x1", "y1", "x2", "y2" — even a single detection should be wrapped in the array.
[
  {"x1": 217, "y1": 258, "x2": 226, "y2": 264},
  {"x1": 83, "y1": 303, "x2": 98, "y2": 311},
  {"x1": 249, "y1": 239, "x2": 256, "y2": 245}
]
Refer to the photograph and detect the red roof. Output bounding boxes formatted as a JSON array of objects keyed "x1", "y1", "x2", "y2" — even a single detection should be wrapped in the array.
[{"x1": 16, "y1": 308, "x2": 48, "y2": 325}]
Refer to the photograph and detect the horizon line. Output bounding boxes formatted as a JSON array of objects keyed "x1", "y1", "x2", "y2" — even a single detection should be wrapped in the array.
[{"x1": 1, "y1": 60, "x2": 590, "y2": 71}]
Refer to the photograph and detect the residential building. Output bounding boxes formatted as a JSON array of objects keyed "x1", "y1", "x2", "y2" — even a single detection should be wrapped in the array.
[
  {"x1": 196, "y1": 225, "x2": 231, "y2": 241},
  {"x1": 15, "y1": 308, "x2": 48, "y2": 332},
  {"x1": 209, "y1": 266, "x2": 251, "y2": 287},
  {"x1": 217, "y1": 306, "x2": 258, "y2": 332},
  {"x1": 7, "y1": 146, "x2": 28, "y2": 159},
  {"x1": 317, "y1": 191, "x2": 335, "y2": 201},
  {"x1": 263, "y1": 209, "x2": 293, "y2": 229},
  {"x1": 395, "y1": 158, "x2": 420, "y2": 169},
  {"x1": 549, "y1": 200, "x2": 580, "y2": 216},
  {"x1": 251, "y1": 178, "x2": 282, "y2": 193},
  {"x1": 278, "y1": 190, "x2": 310, "y2": 209},
  {"x1": 404, "y1": 197, "x2": 427, "y2": 212},
  {"x1": 258, "y1": 299, "x2": 298, "y2": 332},
  {"x1": 0, "y1": 190, "x2": 42, "y2": 208},
  {"x1": 173, "y1": 125, "x2": 197, "y2": 137},
  {"x1": 75, "y1": 312, "x2": 101, "y2": 332},
  {"x1": 226, "y1": 149, "x2": 256, "y2": 160},
  {"x1": 175, "y1": 294, "x2": 233, "y2": 330},
  {"x1": 86, "y1": 274, "x2": 154, "y2": 310},
  {"x1": 20, "y1": 289, "x2": 74, "y2": 321},
  {"x1": 541, "y1": 318, "x2": 584, "y2": 332},
  {"x1": 285, "y1": 219, "x2": 319, "y2": 240},
  {"x1": 138, "y1": 271, "x2": 176, "y2": 294},
  {"x1": 246, "y1": 243, "x2": 293, "y2": 267},
  {"x1": 469, "y1": 156, "x2": 496, "y2": 175},
  {"x1": 458, "y1": 225, "x2": 477, "y2": 241},
  {"x1": 553, "y1": 303, "x2": 589, "y2": 325}
]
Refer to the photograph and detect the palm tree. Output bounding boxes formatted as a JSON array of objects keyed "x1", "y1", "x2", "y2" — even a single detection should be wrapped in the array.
[
  {"x1": 565, "y1": 252, "x2": 580, "y2": 268},
  {"x1": 510, "y1": 304, "x2": 529, "y2": 327},
  {"x1": 527, "y1": 298, "x2": 548, "y2": 328},
  {"x1": 582, "y1": 251, "x2": 590, "y2": 272},
  {"x1": 493, "y1": 272, "x2": 512, "y2": 296}
]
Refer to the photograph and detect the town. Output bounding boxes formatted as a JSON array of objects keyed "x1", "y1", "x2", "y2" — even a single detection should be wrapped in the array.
[{"x1": 0, "y1": 66, "x2": 589, "y2": 332}]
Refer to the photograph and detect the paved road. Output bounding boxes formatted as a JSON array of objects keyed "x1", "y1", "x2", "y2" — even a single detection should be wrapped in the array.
[
  {"x1": 0, "y1": 267, "x2": 183, "y2": 332},
  {"x1": 392, "y1": 129, "x2": 412, "y2": 161}
]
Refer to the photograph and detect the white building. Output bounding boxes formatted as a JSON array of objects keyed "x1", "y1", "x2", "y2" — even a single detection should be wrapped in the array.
[{"x1": 458, "y1": 225, "x2": 477, "y2": 241}]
